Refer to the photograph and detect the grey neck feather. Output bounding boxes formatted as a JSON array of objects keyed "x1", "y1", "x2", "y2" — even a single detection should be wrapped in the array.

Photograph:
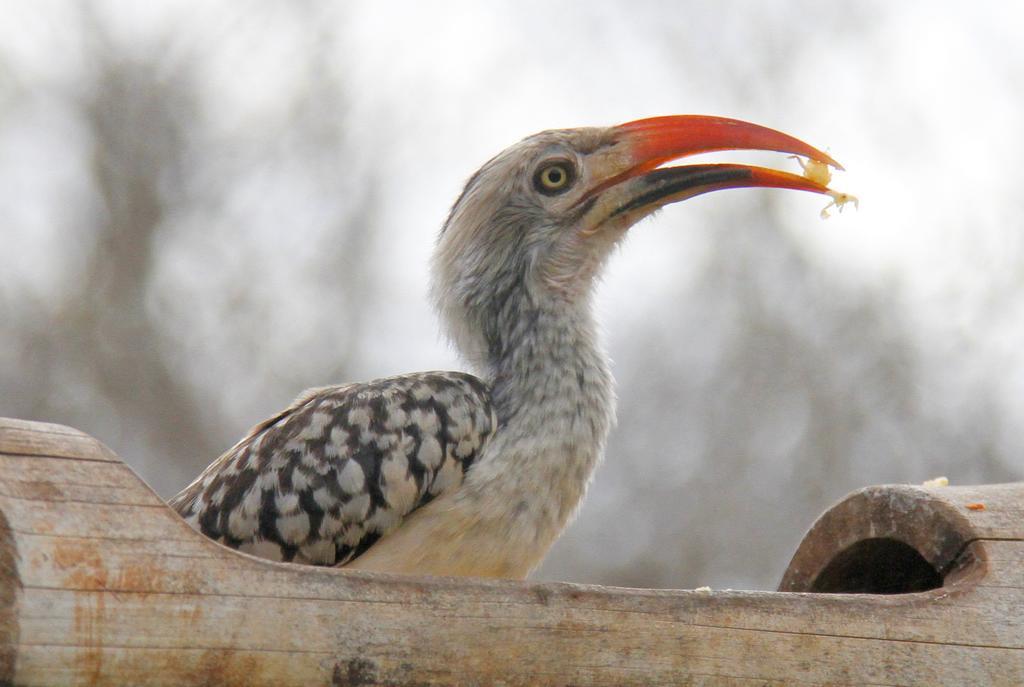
[
  {"x1": 486, "y1": 290, "x2": 612, "y2": 440},
  {"x1": 460, "y1": 279, "x2": 616, "y2": 537}
]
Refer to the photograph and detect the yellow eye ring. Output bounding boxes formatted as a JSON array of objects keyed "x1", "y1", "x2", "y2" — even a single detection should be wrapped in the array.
[
  {"x1": 541, "y1": 165, "x2": 568, "y2": 188},
  {"x1": 533, "y1": 160, "x2": 576, "y2": 195}
]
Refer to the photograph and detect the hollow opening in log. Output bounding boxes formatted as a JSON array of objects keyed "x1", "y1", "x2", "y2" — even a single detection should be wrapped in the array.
[{"x1": 810, "y1": 538, "x2": 943, "y2": 594}]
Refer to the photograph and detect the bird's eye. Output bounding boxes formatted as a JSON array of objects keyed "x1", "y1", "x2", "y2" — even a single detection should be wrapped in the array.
[{"x1": 533, "y1": 160, "x2": 576, "y2": 195}]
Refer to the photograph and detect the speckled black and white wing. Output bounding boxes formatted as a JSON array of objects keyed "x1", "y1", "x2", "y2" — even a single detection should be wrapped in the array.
[{"x1": 169, "y1": 372, "x2": 495, "y2": 566}]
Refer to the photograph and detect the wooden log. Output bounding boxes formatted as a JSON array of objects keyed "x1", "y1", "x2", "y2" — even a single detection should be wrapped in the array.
[{"x1": 0, "y1": 416, "x2": 1021, "y2": 686}]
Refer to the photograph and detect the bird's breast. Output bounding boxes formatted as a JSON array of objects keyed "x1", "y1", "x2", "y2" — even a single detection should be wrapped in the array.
[{"x1": 343, "y1": 489, "x2": 550, "y2": 578}]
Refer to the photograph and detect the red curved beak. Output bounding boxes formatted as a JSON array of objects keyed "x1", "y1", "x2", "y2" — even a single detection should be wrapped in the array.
[
  {"x1": 586, "y1": 115, "x2": 842, "y2": 210},
  {"x1": 617, "y1": 114, "x2": 841, "y2": 173}
]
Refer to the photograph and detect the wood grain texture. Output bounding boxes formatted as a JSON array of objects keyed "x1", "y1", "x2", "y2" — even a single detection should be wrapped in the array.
[{"x1": 0, "y1": 416, "x2": 1022, "y2": 686}]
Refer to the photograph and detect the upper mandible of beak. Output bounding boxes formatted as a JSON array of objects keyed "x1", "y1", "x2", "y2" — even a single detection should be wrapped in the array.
[
  {"x1": 582, "y1": 115, "x2": 843, "y2": 224},
  {"x1": 616, "y1": 114, "x2": 841, "y2": 174}
]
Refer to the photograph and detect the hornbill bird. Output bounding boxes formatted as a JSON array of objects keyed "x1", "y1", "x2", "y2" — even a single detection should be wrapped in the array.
[{"x1": 171, "y1": 115, "x2": 842, "y2": 578}]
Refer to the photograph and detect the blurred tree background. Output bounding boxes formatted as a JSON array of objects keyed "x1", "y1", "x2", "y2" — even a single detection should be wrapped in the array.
[{"x1": 2, "y1": 1, "x2": 1022, "y2": 590}]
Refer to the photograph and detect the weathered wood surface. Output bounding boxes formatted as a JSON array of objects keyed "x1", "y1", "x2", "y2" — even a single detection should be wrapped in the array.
[{"x1": 0, "y1": 417, "x2": 1021, "y2": 686}]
